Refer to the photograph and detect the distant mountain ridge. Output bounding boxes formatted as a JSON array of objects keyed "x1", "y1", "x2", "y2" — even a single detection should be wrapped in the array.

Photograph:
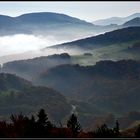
[
  {"x1": 93, "y1": 13, "x2": 140, "y2": 25},
  {"x1": 0, "y1": 12, "x2": 93, "y2": 27},
  {"x1": 0, "y1": 12, "x2": 122, "y2": 41},
  {"x1": 0, "y1": 12, "x2": 97, "y2": 37},
  {"x1": 16, "y1": 12, "x2": 93, "y2": 25},
  {"x1": 0, "y1": 12, "x2": 140, "y2": 38}
]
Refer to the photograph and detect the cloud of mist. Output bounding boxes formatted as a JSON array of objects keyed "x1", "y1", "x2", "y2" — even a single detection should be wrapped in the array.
[
  {"x1": 0, "y1": 34, "x2": 86, "y2": 64},
  {"x1": 0, "y1": 34, "x2": 66, "y2": 57},
  {"x1": 0, "y1": 44, "x2": 86, "y2": 65}
]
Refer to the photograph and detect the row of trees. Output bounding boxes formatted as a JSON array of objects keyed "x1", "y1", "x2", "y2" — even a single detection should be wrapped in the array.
[{"x1": 0, "y1": 108, "x2": 140, "y2": 138}]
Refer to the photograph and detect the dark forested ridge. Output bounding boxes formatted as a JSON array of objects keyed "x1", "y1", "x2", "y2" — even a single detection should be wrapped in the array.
[
  {"x1": 49, "y1": 27, "x2": 140, "y2": 49},
  {"x1": 36, "y1": 60, "x2": 140, "y2": 118},
  {"x1": 0, "y1": 53, "x2": 71, "y2": 81},
  {"x1": 0, "y1": 73, "x2": 71, "y2": 122}
]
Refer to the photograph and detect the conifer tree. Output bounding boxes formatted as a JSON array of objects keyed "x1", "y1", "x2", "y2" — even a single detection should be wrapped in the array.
[
  {"x1": 37, "y1": 109, "x2": 48, "y2": 127},
  {"x1": 67, "y1": 113, "x2": 82, "y2": 137},
  {"x1": 113, "y1": 120, "x2": 120, "y2": 136}
]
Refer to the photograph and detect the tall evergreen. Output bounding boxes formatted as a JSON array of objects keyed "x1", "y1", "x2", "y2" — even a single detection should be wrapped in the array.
[
  {"x1": 67, "y1": 113, "x2": 82, "y2": 137},
  {"x1": 113, "y1": 120, "x2": 120, "y2": 136},
  {"x1": 37, "y1": 109, "x2": 48, "y2": 126},
  {"x1": 37, "y1": 109, "x2": 53, "y2": 137}
]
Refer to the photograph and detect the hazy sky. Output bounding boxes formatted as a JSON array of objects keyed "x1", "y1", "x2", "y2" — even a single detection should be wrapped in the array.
[{"x1": 0, "y1": 1, "x2": 140, "y2": 22}]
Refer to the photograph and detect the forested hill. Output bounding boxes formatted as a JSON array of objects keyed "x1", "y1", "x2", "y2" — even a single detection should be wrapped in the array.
[
  {"x1": 49, "y1": 27, "x2": 140, "y2": 49},
  {"x1": 0, "y1": 73, "x2": 71, "y2": 121}
]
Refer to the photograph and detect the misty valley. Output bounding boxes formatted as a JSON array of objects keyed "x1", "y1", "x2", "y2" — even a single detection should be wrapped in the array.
[{"x1": 0, "y1": 11, "x2": 140, "y2": 138}]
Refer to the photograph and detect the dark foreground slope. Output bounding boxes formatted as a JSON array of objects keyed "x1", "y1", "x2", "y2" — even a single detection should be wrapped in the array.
[
  {"x1": 0, "y1": 73, "x2": 71, "y2": 121},
  {"x1": 36, "y1": 60, "x2": 140, "y2": 115}
]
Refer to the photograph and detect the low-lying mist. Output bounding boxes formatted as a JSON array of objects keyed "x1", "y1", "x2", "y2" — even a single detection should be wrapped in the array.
[
  {"x1": 0, "y1": 34, "x2": 85, "y2": 64},
  {"x1": 0, "y1": 34, "x2": 66, "y2": 56}
]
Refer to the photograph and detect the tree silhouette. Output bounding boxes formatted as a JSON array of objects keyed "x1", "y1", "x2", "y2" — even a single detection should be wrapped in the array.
[
  {"x1": 0, "y1": 121, "x2": 10, "y2": 138},
  {"x1": 37, "y1": 109, "x2": 47, "y2": 125},
  {"x1": 67, "y1": 113, "x2": 82, "y2": 137},
  {"x1": 30, "y1": 115, "x2": 35, "y2": 123},
  {"x1": 23, "y1": 115, "x2": 37, "y2": 138},
  {"x1": 93, "y1": 124, "x2": 116, "y2": 138},
  {"x1": 10, "y1": 113, "x2": 29, "y2": 137},
  {"x1": 36, "y1": 109, "x2": 53, "y2": 137},
  {"x1": 37, "y1": 109, "x2": 53, "y2": 128},
  {"x1": 135, "y1": 124, "x2": 140, "y2": 137},
  {"x1": 113, "y1": 120, "x2": 120, "y2": 137},
  {"x1": 0, "y1": 108, "x2": 138, "y2": 138}
]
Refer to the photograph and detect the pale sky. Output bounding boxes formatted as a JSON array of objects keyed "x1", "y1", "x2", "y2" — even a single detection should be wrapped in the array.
[{"x1": 0, "y1": 1, "x2": 140, "y2": 22}]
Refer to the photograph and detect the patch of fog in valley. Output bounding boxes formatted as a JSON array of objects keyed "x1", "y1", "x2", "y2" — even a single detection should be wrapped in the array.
[
  {"x1": 0, "y1": 31, "x2": 108, "y2": 65},
  {"x1": 0, "y1": 34, "x2": 65, "y2": 55},
  {"x1": 0, "y1": 34, "x2": 85, "y2": 64}
]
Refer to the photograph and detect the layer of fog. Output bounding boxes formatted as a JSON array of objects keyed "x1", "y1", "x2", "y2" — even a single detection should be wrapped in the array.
[
  {"x1": 0, "y1": 34, "x2": 67, "y2": 56},
  {"x1": 0, "y1": 34, "x2": 74, "y2": 64},
  {"x1": 0, "y1": 34, "x2": 86, "y2": 64},
  {"x1": 0, "y1": 48, "x2": 85, "y2": 66},
  {"x1": 0, "y1": 31, "x2": 106, "y2": 64}
]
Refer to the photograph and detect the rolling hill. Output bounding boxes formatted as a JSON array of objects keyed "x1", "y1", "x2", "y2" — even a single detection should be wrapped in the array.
[
  {"x1": 0, "y1": 12, "x2": 98, "y2": 39},
  {"x1": 44, "y1": 26, "x2": 140, "y2": 64},
  {"x1": 0, "y1": 12, "x2": 95, "y2": 40},
  {"x1": 0, "y1": 73, "x2": 71, "y2": 122},
  {"x1": 48, "y1": 27, "x2": 140, "y2": 50},
  {"x1": 0, "y1": 53, "x2": 72, "y2": 81},
  {"x1": 15, "y1": 12, "x2": 93, "y2": 25},
  {"x1": 35, "y1": 60, "x2": 140, "y2": 115},
  {"x1": 27, "y1": 59, "x2": 140, "y2": 129},
  {"x1": 0, "y1": 12, "x2": 121, "y2": 41},
  {"x1": 1, "y1": 58, "x2": 140, "y2": 129}
]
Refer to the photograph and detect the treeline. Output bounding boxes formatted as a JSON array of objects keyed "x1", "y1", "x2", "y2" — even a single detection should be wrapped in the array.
[{"x1": 0, "y1": 109, "x2": 140, "y2": 138}]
